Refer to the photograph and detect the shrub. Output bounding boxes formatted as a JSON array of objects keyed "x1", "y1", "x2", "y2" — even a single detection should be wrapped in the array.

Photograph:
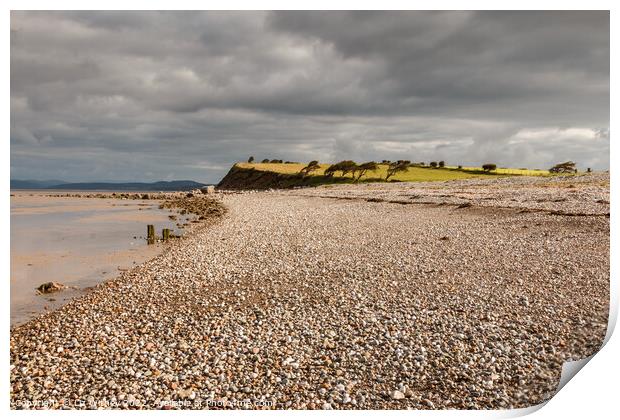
[
  {"x1": 429, "y1": 161, "x2": 438, "y2": 168},
  {"x1": 482, "y1": 163, "x2": 497, "y2": 172},
  {"x1": 261, "y1": 158, "x2": 270, "y2": 163},
  {"x1": 438, "y1": 161, "x2": 445, "y2": 168},
  {"x1": 457, "y1": 165, "x2": 462, "y2": 169}
]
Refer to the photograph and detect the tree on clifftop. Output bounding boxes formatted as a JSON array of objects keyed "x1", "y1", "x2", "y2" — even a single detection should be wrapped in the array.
[
  {"x1": 385, "y1": 161, "x2": 409, "y2": 181},
  {"x1": 549, "y1": 161, "x2": 577, "y2": 173},
  {"x1": 248, "y1": 156, "x2": 254, "y2": 163},
  {"x1": 323, "y1": 160, "x2": 359, "y2": 178},
  {"x1": 324, "y1": 164, "x2": 337, "y2": 178},
  {"x1": 355, "y1": 161, "x2": 378, "y2": 182},
  {"x1": 337, "y1": 160, "x2": 358, "y2": 178},
  {"x1": 299, "y1": 160, "x2": 321, "y2": 177}
]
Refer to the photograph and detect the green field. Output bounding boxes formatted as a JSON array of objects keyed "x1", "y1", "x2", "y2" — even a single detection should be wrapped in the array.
[
  {"x1": 446, "y1": 166, "x2": 551, "y2": 176},
  {"x1": 236, "y1": 162, "x2": 552, "y2": 183}
]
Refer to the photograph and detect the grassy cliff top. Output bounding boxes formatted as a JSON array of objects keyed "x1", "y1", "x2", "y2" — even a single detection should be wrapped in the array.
[{"x1": 235, "y1": 162, "x2": 551, "y2": 184}]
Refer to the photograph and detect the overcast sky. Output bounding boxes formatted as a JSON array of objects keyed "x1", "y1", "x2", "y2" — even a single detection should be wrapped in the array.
[{"x1": 11, "y1": 11, "x2": 609, "y2": 183}]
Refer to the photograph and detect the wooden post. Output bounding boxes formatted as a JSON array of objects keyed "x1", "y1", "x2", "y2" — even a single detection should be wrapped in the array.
[
  {"x1": 147, "y1": 224, "x2": 155, "y2": 244},
  {"x1": 162, "y1": 228, "x2": 170, "y2": 241}
]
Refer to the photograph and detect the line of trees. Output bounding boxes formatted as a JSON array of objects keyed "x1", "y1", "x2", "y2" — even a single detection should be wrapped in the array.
[
  {"x1": 297, "y1": 159, "x2": 448, "y2": 181},
  {"x1": 322, "y1": 160, "x2": 379, "y2": 181},
  {"x1": 323, "y1": 160, "x2": 379, "y2": 181},
  {"x1": 248, "y1": 156, "x2": 584, "y2": 178},
  {"x1": 312, "y1": 160, "x2": 408, "y2": 182},
  {"x1": 250, "y1": 157, "x2": 298, "y2": 164}
]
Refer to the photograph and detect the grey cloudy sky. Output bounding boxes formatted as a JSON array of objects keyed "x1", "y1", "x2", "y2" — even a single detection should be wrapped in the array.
[{"x1": 11, "y1": 11, "x2": 609, "y2": 183}]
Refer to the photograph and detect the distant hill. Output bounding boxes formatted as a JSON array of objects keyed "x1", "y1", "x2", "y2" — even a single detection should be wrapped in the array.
[
  {"x1": 10, "y1": 179, "x2": 68, "y2": 189},
  {"x1": 11, "y1": 179, "x2": 209, "y2": 191}
]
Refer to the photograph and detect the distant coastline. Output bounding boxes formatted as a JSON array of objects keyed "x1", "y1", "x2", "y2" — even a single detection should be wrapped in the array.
[{"x1": 10, "y1": 179, "x2": 210, "y2": 191}]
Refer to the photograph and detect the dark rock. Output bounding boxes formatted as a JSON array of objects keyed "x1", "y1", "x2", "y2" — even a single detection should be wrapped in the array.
[{"x1": 36, "y1": 282, "x2": 66, "y2": 294}]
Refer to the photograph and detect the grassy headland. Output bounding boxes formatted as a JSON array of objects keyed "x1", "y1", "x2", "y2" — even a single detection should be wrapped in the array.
[{"x1": 218, "y1": 161, "x2": 555, "y2": 190}]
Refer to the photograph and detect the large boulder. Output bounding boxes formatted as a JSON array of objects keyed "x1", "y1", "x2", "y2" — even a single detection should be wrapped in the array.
[{"x1": 200, "y1": 185, "x2": 215, "y2": 194}]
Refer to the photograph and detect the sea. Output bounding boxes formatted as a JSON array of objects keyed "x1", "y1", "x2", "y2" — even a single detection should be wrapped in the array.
[{"x1": 10, "y1": 190, "x2": 188, "y2": 325}]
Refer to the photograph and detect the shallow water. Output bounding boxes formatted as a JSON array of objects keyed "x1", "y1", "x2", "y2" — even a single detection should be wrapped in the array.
[{"x1": 10, "y1": 192, "x2": 187, "y2": 325}]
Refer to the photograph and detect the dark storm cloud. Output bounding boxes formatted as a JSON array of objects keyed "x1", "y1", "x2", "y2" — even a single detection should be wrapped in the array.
[{"x1": 10, "y1": 11, "x2": 609, "y2": 183}]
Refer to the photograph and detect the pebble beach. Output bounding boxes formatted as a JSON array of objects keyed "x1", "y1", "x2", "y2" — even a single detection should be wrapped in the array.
[{"x1": 10, "y1": 174, "x2": 610, "y2": 410}]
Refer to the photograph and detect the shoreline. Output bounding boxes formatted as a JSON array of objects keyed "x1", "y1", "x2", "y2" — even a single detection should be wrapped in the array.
[
  {"x1": 10, "y1": 176, "x2": 608, "y2": 410},
  {"x1": 10, "y1": 192, "x2": 226, "y2": 326}
]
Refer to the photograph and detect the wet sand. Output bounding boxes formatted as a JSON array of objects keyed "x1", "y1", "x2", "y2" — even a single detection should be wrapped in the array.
[{"x1": 10, "y1": 192, "x2": 189, "y2": 325}]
